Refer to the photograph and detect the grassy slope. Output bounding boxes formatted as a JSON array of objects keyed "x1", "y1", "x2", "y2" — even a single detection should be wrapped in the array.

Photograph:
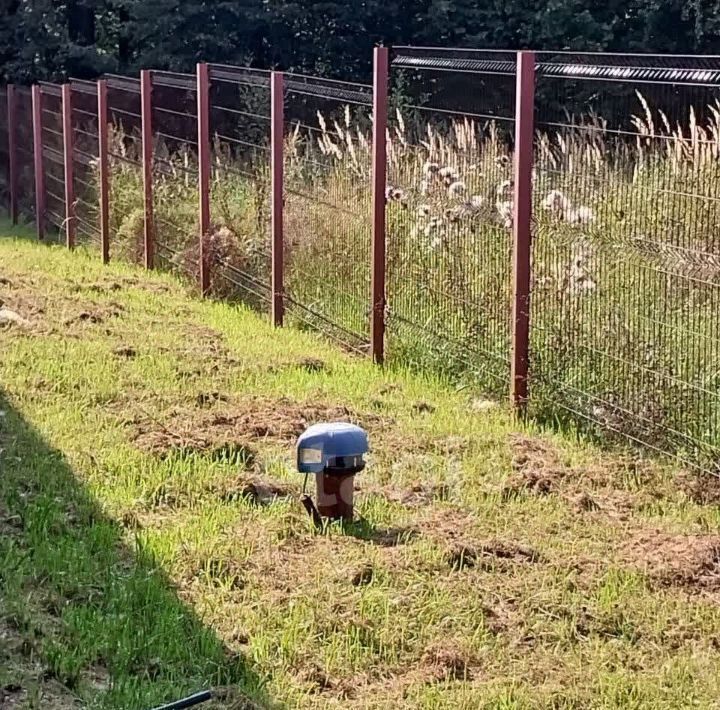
[{"x1": 1, "y1": 224, "x2": 720, "y2": 709}]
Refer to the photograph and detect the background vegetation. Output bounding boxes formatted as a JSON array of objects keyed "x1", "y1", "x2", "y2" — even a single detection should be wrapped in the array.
[{"x1": 4, "y1": 0, "x2": 720, "y2": 85}]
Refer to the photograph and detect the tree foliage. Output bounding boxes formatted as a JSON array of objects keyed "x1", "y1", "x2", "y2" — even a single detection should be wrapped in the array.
[{"x1": 2, "y1": 0, "x2": 720, "y2": 83}]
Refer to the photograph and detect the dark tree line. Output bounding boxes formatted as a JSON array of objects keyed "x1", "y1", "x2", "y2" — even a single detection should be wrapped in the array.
[{"x1": 2, "y1": 0, "x2": 720, "y2": 84}]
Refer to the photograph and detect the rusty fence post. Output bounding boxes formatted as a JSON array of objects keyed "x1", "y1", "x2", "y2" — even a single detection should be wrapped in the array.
[
  {"x1": 270, "y1": 70, "x2": 284, "y2": 326},
  {"x1": 140, "y1": 69, "x2": 154, "y2": 269},
  {"x1": 197, "y1": 62, "x2": 211, "y2": 295},
  {"x1": 7, "y1": 85, "x2": 18, "y2": 224},
  {"x1": 370, "y1": 46, "x2": 389, "y2": 365},
  {"x1": 510, "y1": 51, "x2": 536, "y2": 411},
  {"x1": 62, "y1": 83, "x2": 76, "y2": 249},
  {"x1": 97, "y1": 79, "x2": 110, "y2": 264},
  {"x1": 31, "y1": 85, "x2": 45, "y2": 240}
]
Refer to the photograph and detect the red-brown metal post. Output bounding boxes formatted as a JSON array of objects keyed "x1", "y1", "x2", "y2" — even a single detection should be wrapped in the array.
[
  {"x1": 62, "y1": 83, "x2": 76, "y2": 249},
  {"x1": 270, "y1": 71, "x2": 284, "y2": 326},
  {"x1": 197, "y1": 62, "x2": 211, "y2": 295},
  {"x1": 140, "y1": 69, "x2": 154, "y2": 269},
  {"x1": 510, "y1": 51, "x2": 536, "y2": 411},
  {"x1": 31, "y1": 85, "x2": 45, "y2": 240},
  {"x1": 370, "y1": 46, "x2": 389, "y2": 364},
  {"x1": 7, "y1": 85, "x2": 18, "y2": 224},
  {"x1": 97, "y1": 79, "x2": 110, "y2": 264}
]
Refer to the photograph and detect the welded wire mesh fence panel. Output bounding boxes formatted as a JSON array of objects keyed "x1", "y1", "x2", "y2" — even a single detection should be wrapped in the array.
[
  {"x1": 0, "y1": 86, "x2": 8, "y2": 210},
  {"x1": 70, "y1": 80, "x2": 100, "y2": 248},
  {"x1": 386, "y1": 48, "x2": 516, "y2": 392},
  {"x1": 14, "y1": 87, "x2": 34, "y2": 220},
  {"x1": 531, "y1": 53, "x2": 720, "y2": 473},
  {"x1": 40, "y1": 83, "x2": 65, "y2": 242},
  {"x1": 150, "y1": 70, "x2": 199, "y2": 279},
  {"x1": 106, "y1": 75, "x2": 144, "y2": 263},
  {"x1": 283, "y1": 73, "x2": 373, "y2": 352},
  {"x1": 208, "y1": 64, "x2": 272, "y2": 309}
]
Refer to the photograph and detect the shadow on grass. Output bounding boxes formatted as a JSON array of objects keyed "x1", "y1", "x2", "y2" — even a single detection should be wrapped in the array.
[
  {"x1": 342, "y1": 518, "x2": 419, "y2": 547},
  {"x1": 0, "y1": 390, "x2": 275, "y2": 709}
]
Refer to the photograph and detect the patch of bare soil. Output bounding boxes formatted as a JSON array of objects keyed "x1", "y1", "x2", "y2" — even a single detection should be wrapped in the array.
[
  {"x1": 0, "y1": 621, "x2": 83, "y2": 708},
  {"x1": 86, "y1": 280, "x2": 123, "y2": 293},
  {"x1": 676, "y1": 470, "x2": 720, "y2": 505},
  {"x1": 264, "y1": 357, "x2": 331, "y2": 376},
  {"x1": 623, "y1": 531, "x2": 720, "y2": 591},
  {"x1": 131, "y1": 396, "x2": 385, "y2": 458},
  {"x1": 420, "y1": 509, "x2": 543, "y2": 571},
  {"x1": 0, "y1": 287, "x2": 46, "y2": 329},
  {"x1": 380, "y1": 482, "x2": 451, "y2": 508},
  {"x1": 209, "y1": 474, "x2": 295, "y2": 505},
  {"x1": 356, "y1": 524, "x2": 419, "y2": 547},
  {"x1": 419, "y1": 641, "x2": 479, "y2": 681},
  {"x1": 173, "y1": 324, "x2": 242, "y2": 372},
  {"x1": 444, "y1": 539, "x2": 541, "y2": 572},
  {"x1": 63, "y1": 303, "x2": 124, "y2": 327},
  {"x1": 112, "y1": 345, "x2": 137, "y2": 358},
  {"x1": 502, "y1": 434, "x2": 645, "y2": 519},
  {"x1": 98, "y1": 275, "x2": 173, "y2": 294},
  {"x1": 195, "y1": 391, "x2": 229, "y2": 408},
  {"x1": 295, "y1": 357, "x2": 327, "y2": 373},
  {"x1": 503, "y1": 434, "x2": 569, "y2": 496}
]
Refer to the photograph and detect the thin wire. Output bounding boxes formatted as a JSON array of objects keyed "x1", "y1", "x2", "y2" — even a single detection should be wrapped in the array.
[{"x1": 210, "y1": 105, "x2": 270, "y2": 122}]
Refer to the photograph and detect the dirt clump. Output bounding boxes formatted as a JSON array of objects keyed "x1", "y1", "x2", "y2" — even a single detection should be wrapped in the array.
[
  {"x1": 213, "y1": 474, "x2": 295, "y2": 505},
  {"x1": 623, "y1": 531, "x2": 720, "y2": 591},
  {"x1": 502, "y1": 434, "x2": 568, "y2": 497},
  {"x1": 87, "y1": 280, "x2": 123, "y2": 293},
  {"x1": 412, "y1": 401, "x2": 436, "y2": 414},
  {"x1": 0, "y1": 307, "x2": 30, "y2": 327},
  {"x1": 420, "y1": 509, "x2": 542, "y2": 571},
  {"x1": 445, "y1": 539, "x2": 541, "y2": 571},
  {"x1": 351, "y1": 563, "x2": 375, "y2": 586},
  {"x1": 420, "y1": 641, "x2": 478, "y2": 681},
  {"x1": 676, "y1": 470, "x2": 720, "y2": 505},
  {"x1": 296, "y1": 357, "x2": 327, "y2": 373},
  {"x1": 383, "y1": 482, "x2": 450, "y2": 508},
  {"x1": 64, "y1": 304, "x2": 123, "y2": 326},
  {"x1": 113, "y1": 345, "x2": 137, "y2": 358},
  {"x1": 195, "y1": 391, "x2": 229, "y2": 408}
]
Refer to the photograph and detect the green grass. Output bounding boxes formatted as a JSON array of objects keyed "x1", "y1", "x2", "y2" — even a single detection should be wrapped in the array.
[{"x1": 2, "y1": 222, "x2": 720, "y2": 709}]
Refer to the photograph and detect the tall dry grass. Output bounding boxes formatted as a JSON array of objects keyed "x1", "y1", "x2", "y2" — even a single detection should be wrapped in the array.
[{"x1": 97, "y1": 91, "x2": 720, "y2": 468}]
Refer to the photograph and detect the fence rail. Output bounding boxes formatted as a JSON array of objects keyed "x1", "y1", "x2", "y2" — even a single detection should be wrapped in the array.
[{"x1": 2, "y1": 47, "x2": 720, "y2": 475}]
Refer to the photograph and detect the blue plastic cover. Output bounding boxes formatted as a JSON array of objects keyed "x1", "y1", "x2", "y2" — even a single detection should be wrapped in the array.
[{"x1": 296, "y1": 422, "x2": 369, "y2": 474}]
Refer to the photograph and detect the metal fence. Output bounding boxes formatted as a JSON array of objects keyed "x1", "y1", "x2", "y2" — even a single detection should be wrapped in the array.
[
  {"x1": 70, "y1": 79, "x2": 101, "y2": 248},
  {"x1": 282, "y1": 73, "x2": 373, "y2": 353},
  {"x1": 531, "y1": 52, "x2": 720, "y2": 472},
  {"x1": 207, "y1": 64, "x2": 272, "y2": 309},
  {"x1": 105, "y1": 74, "x2": 143, "y2": 264},
  {"x1": 38, "y1": 82, "x2": 66, "y2": 241},
  {"x1": 1, "y1": 49, "x2": 719, "y2": 475},
  {"x1": 386, "y1": 47, "x2": 518, "y2": 394}
]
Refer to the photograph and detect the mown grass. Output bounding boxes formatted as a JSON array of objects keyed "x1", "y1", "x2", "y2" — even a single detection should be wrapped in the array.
[{"x1": 2, "y1": 223, "x2": 720, "y2": 709}]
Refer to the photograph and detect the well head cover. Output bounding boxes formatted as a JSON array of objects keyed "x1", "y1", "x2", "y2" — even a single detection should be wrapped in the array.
[{"x1": 296, "y1": 422, "x2": 369, "y2": 474}]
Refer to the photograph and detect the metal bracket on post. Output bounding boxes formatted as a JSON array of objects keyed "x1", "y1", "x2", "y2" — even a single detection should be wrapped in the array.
[
  {"x1": 270, "y1": 71, "x2": 284, "y2": 327},
  {"x1": 371, "y1": 46, "x2": 389, "y2": 365},
  {"x1": 140, "y1": 69, "x2": 154, "y2": 269},
  {"x1": 97, "y1": 79, "x2": 110, "y2": 264},
  {"x1": 62, "y1": 84, "x2": 76, "y2": 249},
  {"x1": 7, "y1": 85, "x2": 18, "y2": 224},
  {"x1": 197, "y1": 63, "x2": 211, "y2": 295},
  {"x1": 31, "y1": 85, "x2": 45, "y2": 241},
  {"x1": 510, "y1": 51, "x2": 536, "y2": 412}
]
